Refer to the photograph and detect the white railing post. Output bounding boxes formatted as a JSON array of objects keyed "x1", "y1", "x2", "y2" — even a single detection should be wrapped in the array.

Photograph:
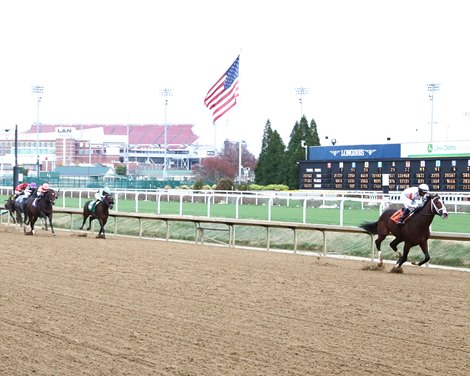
[
  {"x1": 207, "y1": 192, "x2": 211, "y2": 218},
  {"x1": 156, "y1": 191, "x2": 161, "y2": 214},
  {"x1": 268, "y1": 197, "x2": 273, "y2": 221},
  {"x1": 339, "y1": 199, "x2": 345, "y2": 226},
  {"x1": 303, "y1": 198, "x2": 308, "y2": 224},
  {"x1": 235, "y1": 196, "x2": 240, "y2": 219},
  {"x1": 179, "y1": 193, "x2": 184, "y2": 216}
]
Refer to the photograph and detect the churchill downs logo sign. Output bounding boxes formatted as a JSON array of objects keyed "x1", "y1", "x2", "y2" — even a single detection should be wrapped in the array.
[{"x1": 329, "y1": 148, "x2": 377, "y2": 157}]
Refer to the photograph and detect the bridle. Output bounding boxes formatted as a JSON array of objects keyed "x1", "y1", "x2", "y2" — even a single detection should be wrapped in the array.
[
  {"x1": 425, "y1": 195, "x2": 448, "y2": 218},
  {"x1": 44, "y1": 190, "x2": 57, "y2": 205},
  {"x1": 103, "y1": 195, "x2": 114, "y2": 208}
]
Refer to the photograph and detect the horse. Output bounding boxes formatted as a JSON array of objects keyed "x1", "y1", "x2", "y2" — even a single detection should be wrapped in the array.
[
  {"x1": 359, "y1": 194, "x2": 448, "y2": 269},
  {"x1": 5, "y1": 193, "x2": 31, "y2": 225},
  {"x1": 4, "y1": 195, "x2": 18, "y2": 223},
  {"x1": 79, "y1": 195, "x2": 114, "y2": 239},
  {"x1": 11, "y1": 190, "x2": 39, "y2": 226},
  {"x1": 23, "y1": 189, "x2": 57, "y2": 236}
]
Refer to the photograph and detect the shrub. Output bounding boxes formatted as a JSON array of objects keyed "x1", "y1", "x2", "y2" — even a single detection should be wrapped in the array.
[
  {"x1": 216, "y1": 178, "x2": 234, "y2": 191},
  {"x1": 192, "y1": 179, "x2": 204, "y2": 190}
]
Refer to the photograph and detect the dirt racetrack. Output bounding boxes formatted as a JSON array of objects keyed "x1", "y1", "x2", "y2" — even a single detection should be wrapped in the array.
[{"x1": 0, "y1": 225, "x2": 469, "y2": 376}]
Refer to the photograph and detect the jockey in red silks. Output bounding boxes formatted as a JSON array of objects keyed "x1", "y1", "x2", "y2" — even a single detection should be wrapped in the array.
[{"x1": 14, "y1": 182, "x2": 29, "y2": 198}]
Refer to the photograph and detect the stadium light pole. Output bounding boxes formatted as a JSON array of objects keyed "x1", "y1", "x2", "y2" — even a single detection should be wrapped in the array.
[
  {"x1": 4, "y1": 125, "x2": 19, "y2": 190},
  {"x1": 427, "y1": 83, "x2": 440, "y2": 142},
  {"x1": 13, "y1": 124, "x2": 19, "y2": 189},
  {"x1": 160, "y1": 88, "x2": 173, "y2": 181},
  {"x1": 32, "y1": 85, "x2": 44, "y2": 178},
  {"x1": 295, "y1": 87, "x2": 309, "y2": 119}
]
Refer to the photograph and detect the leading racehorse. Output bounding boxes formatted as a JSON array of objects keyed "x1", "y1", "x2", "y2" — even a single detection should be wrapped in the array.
[
  {"x1": 359, "y1": 194, "x2": 448, "y2": 269},
  {"x1": 79, "y1": 195, "x2": 114, "y2": 239},
  {"x1": 23, "y1": 189, "x2": 57, "y2": 236}
]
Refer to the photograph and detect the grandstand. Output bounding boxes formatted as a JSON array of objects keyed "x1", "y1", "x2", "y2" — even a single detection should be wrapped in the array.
[{"x1": 1, "y1": 124, "x2": 215, "y2": 178}]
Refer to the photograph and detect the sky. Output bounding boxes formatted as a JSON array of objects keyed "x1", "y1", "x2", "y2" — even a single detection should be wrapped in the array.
[{"x1": 1, "y1": 0, "x2": 469, "y2": 156}]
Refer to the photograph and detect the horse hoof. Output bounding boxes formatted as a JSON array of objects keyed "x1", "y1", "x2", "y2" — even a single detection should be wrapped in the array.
[{"x1": 377, "y1": 261, "x2": 383, "y2": 267}]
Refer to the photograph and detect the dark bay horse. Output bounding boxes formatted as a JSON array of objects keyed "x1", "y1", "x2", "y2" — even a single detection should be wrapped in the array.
[
  {"x1": 79, "y1": 195, "x2": 114, "y2": 239},
  {"x1": 4, "y1": 195, "x2": 17, "y2": 223},
  {"x1": 6, "y1": 190, "x2": 38, "y2": 226},
  {"x1": 360, "y1": 194, "x2": 448, "y2": 269},
  {"x1": 24, "y1": 189, "x2": 57, "y2": 236}
]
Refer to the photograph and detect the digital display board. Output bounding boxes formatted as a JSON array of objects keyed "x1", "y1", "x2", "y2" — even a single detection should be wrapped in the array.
[{"x1": 299, "y1": 157, "x2": 470, "y2": 192}]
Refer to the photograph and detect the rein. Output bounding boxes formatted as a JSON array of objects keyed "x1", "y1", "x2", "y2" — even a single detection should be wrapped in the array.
[
  {"x1": 98, "y1": 195, "x2": 113, "y2": 208},
  {"x1": 420, "y1": 196, "x2": 447, "y2": 217}
]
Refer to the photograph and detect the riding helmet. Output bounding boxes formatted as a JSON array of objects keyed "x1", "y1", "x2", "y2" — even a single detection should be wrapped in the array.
[{"x1": 418, "y1": 183, "x2": 429, "y2": 193}]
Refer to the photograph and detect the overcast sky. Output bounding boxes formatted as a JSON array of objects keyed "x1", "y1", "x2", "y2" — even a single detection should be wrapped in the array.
[{"x1": 1, "y1": 0, "x2": 469, "y2": 155}]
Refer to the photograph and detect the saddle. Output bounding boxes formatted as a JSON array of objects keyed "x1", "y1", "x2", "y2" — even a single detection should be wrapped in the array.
[
  {"x1": 88, "y1": 200, "x2": 99, "y2": 213},
  {"x1": 391, "y1": 208, "x2": 414, "y2": 224}
]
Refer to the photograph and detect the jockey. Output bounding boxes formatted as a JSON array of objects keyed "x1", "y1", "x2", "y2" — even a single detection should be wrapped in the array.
[
  {"x1": 33, "y1": 183, "x2": 50, "y2": 206},
  {"x1": 24, "y1": 182, "x2": 37, "y2": 198},
  {"x1": 17, "y1": 182, "x2": 37, "y2": 211},
  {"x1": 95, "y1": 186, "x2": 111, "y2": 201},
  {"x1": 397, "y1": 183, "x2": 430, "y2": 225},
  {"x1": 94, "y1": 186, "x2": 111, "y2": 206},
  {"x1": 14, "y1": 182, "x2": 29, "y2": 198}
]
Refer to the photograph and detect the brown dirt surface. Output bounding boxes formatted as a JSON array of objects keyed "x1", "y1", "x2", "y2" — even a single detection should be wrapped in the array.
[{"x1": 1, "y1": 225, "x2": 469, "y2": 376}]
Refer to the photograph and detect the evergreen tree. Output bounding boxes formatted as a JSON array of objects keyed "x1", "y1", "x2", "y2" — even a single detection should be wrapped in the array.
[
  {"x1": 309, "y1": 118, "x2": 320, "y2": 147},
  {"x1": 254, "y1": 120, "x2": 272, "y2": 184},
  {"x1": 284, "y1": 116, "x2": 313, "y2": 189},
  {"x1": 255, "y1": 120, "x2": 286, "y2": 185}
]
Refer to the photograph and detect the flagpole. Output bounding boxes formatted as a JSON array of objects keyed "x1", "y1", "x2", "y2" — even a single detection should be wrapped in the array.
[
  {"x1": 237, "y1": 49, "x2": 242, "y2": 184},
  {"x1": 213, "y1": 121, "x2": 217, "y2": 152}
]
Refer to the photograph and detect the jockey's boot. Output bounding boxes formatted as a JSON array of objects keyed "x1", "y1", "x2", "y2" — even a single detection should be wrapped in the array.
[{"x1": 397, "y1": 208, "x2": 410, "y2": 226}]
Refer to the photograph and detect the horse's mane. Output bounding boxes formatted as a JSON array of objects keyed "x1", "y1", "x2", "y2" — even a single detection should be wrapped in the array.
[{"x1": 414, "y1": 193, "x2": 437, "y2": 214}]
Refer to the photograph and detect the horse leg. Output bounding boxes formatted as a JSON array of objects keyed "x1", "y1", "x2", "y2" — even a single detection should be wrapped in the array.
[
  {"x1": 25, "y1": 216, "x2": 36, "y2": 235},
  {"x1": 96, "y1": 220, "x2": 106, "y2": 239},
  {"x1": 41, "y1": 213, "x2": 48, "y2": 231},
  {"x1": 389, "y1": 238, "x2": 403, "y2": 258},
  {"x1": 46, "y1": 214, "x2": 55, "y2": 236},
  {"x1": 15, "y1": 208, "x2": 23, "y2": 226},
  {"x1": 412, "y1": 242, "x2": 430, "y2": 267},
  {"x1": 79, "y1": 212, "x2": 89, "y2": 230},
  {"x1": 7, "y1": 207, "x2": 16, "y2": 223},
  {"x1": 86, "y1": 217, "x2": 94, "y2": 231},
  {"x1": 395, "y1": 243, "x2": 411, "y2": 269},
  {"x1": 374, "y1": 235, "x2": 386, "y2": 267}
]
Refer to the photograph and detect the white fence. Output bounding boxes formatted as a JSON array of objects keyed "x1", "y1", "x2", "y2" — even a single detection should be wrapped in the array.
[{"x1": 2, "y1": 187, "x2": 470, "y2": 226}]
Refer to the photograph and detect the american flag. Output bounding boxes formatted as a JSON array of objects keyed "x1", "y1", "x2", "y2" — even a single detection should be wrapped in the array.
[{"x1": 204, "y1": 55, "x2": 240, "y2": 124}]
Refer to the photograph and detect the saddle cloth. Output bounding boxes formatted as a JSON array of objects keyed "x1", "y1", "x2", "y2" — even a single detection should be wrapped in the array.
[
  {"x1": 390, "y1": 208, "x2": 413, "y2": 224},
  {"x1": 88, "y1": 201, "x2": 97, "y2": 212},
  {"x1": 390, "y1": 209, "x2": 402, "y2": 223}
]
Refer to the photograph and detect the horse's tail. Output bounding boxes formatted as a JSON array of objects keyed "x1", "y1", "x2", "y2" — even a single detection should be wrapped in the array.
[{"x1": 359, "y1": 221, "x2": 378, "y2": 235}]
